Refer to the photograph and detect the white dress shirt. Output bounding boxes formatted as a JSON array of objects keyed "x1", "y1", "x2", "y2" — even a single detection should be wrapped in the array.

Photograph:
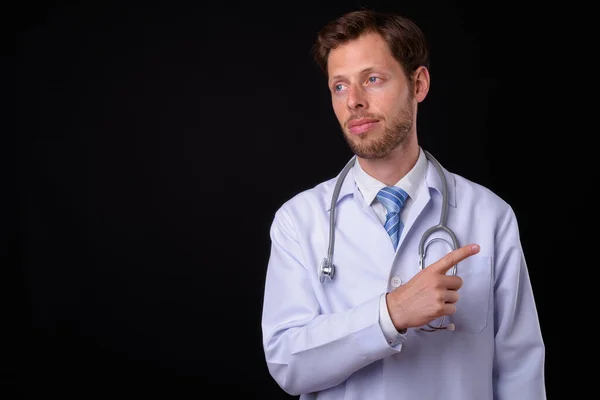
[{"x1": 352, "y1": 148, "x2": 428, "y2": 346}]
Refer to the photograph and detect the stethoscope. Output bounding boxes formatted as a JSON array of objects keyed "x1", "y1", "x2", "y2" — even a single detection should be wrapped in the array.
[{"x1": 319, "y1": 150, "x2": 459, "y2": 332}]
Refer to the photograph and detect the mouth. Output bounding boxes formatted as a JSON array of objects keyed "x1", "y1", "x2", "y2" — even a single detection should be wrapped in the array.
[{"x1": 347, "y1": 118, "x2": 379, "y2": 135}]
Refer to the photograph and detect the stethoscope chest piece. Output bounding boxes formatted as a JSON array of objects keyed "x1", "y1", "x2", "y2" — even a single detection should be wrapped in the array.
[{"x1": 319, "y1": 258, "x2": 335, "y2": 283}]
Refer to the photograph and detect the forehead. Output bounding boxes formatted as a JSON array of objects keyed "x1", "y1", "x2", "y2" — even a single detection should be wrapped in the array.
[{"x1": 327, "y1": 32, "x2": 399, "y2": 79}]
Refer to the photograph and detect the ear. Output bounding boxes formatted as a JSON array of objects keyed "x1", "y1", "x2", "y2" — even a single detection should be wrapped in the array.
[{"x1": 413, "y1": 66, "x2": 430, "y2": 103}]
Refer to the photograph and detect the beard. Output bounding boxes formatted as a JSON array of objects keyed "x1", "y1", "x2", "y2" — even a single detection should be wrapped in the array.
[{"x1": 341, "y1": 99, "x2": 414, "y2": 159}]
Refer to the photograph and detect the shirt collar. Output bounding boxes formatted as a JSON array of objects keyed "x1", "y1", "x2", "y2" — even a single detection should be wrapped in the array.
[
  {"x1": 353, "y1": 147, "x2": 428, "y2": 207},
  {"x1": 325, "y1": 147, "x2": 456, "y2": 211}
]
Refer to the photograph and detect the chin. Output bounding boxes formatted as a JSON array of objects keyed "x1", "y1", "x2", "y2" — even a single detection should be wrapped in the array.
[{"x1": 346, "y1": 127, "x2": 380, "y2": 140}]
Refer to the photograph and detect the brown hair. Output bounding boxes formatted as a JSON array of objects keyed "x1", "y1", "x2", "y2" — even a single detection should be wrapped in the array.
[{"x1": 312, "y1": 10, "x2": 430, "y2": 81}]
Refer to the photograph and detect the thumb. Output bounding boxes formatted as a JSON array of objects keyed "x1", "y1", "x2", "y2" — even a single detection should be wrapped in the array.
[{"x1": 427, "y1": 244, "x2": 480, "y2": 274}]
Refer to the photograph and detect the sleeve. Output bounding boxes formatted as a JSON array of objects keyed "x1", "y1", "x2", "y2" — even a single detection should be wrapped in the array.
[
  {"x1": 493, "y1": 206, "x2": 546, "y2": 399},
  {"x1": 261, "y1": 207, "x2": 402, "y2": 396},
  {"x1": 379, "y1": 293, "x2": 407, "y2": 346}
]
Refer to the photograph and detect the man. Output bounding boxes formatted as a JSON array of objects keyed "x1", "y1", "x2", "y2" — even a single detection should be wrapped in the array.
[{"x1": 261, "y1": 9, "x2": 545, "y2": 400}]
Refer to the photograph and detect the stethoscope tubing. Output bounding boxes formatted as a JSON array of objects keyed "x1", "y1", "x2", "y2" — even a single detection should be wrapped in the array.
[{"x1": 320, "y1": 150, "x2": 460, "y2": 332}]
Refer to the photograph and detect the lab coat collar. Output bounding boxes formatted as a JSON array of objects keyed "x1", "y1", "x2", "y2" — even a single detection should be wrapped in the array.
[
  {"x1": 325, "y1": 152, "x2": 456, "y2": 212},
  {"x1": 325, "y1": 156, "x2": 358, "y2": 212},
  {"x1": 424, "y1": 155, "x2": 457, "y2": 208}
]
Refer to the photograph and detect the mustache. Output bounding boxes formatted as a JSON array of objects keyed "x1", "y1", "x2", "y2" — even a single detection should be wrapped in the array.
[{"x1": 344, "y1": 113, "x2": 384, "y2": 128}]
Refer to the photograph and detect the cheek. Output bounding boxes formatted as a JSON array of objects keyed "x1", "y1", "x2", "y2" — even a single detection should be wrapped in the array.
[
  {"x1": 332, "y1": 101, "x2": 347, "y2": 123},
  {"x1": 384, "y1": 89, "x2": 402, "y2": 104},
  {"x1": 382, "y1": 93, "x2": 407, "y2": 114}
]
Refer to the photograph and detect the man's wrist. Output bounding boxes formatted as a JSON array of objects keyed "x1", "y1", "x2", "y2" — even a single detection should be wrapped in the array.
[{"x1": 386, "y1": 293, "x2": 408, "y2": 334}]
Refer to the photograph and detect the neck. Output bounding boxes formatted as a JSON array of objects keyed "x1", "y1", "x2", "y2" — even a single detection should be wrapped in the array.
[{"x1": 357, "y1": 136, "x2": 420, "y2": 186}]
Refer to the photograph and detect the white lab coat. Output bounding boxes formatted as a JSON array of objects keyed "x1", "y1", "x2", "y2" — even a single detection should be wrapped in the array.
[{"x1": 261, "y1": 156, "x2": 546, "y2": 399}]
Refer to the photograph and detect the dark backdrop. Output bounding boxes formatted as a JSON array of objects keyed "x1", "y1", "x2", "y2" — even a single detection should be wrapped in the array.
[{"x1": 11, "y1": 1, "x2": 586, "y2": 398}]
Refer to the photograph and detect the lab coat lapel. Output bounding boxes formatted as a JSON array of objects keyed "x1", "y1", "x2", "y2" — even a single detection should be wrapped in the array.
[
  {"x1": 396, "y1": 156, "x2": 456, "y2": 253},
  {"x1": 325, "y1": 159, "x2": 399, "y2": 275},
  {"x1": 397, "y1": 179, "x2": 431, "y2": 251}
]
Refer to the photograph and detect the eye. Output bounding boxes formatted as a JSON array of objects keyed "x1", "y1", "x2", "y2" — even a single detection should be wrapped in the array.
[
  {"x1": 367, "y1": 76, "x2": 380, "y2": 83},
  {"x1": 334, "y1": 83, "x2": 345, "y2": 92}
]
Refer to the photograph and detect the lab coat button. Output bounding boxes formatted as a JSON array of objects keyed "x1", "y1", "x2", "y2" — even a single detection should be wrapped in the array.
[{"x1": 390, "y1": 276, "x2": 402, "y2": 287}]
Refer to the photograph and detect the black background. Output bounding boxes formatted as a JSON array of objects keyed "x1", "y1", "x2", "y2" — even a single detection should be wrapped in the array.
[{"x1": 10, "y1": 0, "x2": 588, "y2": 398}]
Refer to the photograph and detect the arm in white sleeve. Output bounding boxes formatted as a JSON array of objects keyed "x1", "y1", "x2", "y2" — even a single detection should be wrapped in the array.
[
  {"x1": 378, "y1": 293, "x2": 407, "y2": 346},
  {"x1": 261, "y1": 208, "x2": 404, "y2": 396},
  {"x1": 493, "y1": 206, "x2": 546, "y2": 399}
]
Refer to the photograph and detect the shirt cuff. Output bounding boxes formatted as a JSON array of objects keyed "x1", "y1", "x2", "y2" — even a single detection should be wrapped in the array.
[{"x1": 378, "y1": 293, "x2": 407, "y2": 346}]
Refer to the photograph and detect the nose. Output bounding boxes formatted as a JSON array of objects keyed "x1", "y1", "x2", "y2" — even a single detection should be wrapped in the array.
[{"x1": 346, "y1": 85, "x2": 368, "y2": 110}]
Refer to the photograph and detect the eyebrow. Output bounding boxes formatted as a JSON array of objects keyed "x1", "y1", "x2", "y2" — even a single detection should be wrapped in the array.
[{"x1": 328, "y1": 67, "x2": 382, "y2": 84}]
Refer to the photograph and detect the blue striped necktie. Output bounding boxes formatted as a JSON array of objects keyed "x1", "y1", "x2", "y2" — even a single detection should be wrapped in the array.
[{"x1": 376, "y1": 186, "x2": 409, "y2": 250}]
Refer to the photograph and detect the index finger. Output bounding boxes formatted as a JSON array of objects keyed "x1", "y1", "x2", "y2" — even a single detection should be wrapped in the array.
[{"x1": 427, "y1": 244, "x2": 480, "y2": 274}]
